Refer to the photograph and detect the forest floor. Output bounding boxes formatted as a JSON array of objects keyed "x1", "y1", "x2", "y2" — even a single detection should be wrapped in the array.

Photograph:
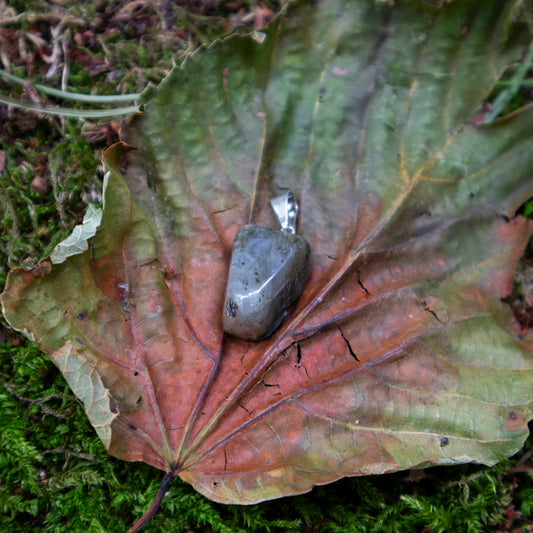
[{"x1": 0, "y1": 1, "x2": 532, "y2": 532}]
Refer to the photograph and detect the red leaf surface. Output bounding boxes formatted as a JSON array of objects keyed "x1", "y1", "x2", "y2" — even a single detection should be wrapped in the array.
[{"x1": 2, "y1": 0, "x2": 533, "y2": 505}]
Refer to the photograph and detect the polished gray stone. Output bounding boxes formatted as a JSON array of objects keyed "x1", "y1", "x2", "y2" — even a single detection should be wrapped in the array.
[{"x1": 223, "y1": 225, "x2": 312, "y2": 341}]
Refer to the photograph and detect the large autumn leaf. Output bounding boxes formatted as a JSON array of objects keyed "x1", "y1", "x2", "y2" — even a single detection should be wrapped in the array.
[{"x1": 2, "y1": 0, "x2": 533, "y2": 506}]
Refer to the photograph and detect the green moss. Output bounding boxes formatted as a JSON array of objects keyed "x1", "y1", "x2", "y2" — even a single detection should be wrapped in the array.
[
  {"x1": 68, "y1": 62, "x2": 100, "y2": 89},
  {"x1": 0, "y1": 120, "x2": 101, "y2": 270},
  {"x1": 1, "y1": 336, "x2": 532, "y2": 532},
  {"x1": 522, "y1": 198, "x2": 533, "y2": 219}
]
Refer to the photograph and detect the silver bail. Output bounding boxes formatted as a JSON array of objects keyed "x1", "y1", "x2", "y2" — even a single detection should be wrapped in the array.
[{"x1": 270, "y1": 191, "x2": 299, "y2": 234}]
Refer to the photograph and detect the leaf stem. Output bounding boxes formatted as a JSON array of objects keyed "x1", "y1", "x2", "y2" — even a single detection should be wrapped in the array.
[
  {"x1": 495, "y1": 78, "x2": 533, "y2": 87},
  {"x1": 127, "y1": 471, "x2": 175, "y2": 533},
  {"x1": 484, "y1": 40, "x2": 533, "y2": 123},
  {"x1": 0, "y1": 94, "x2": 138, "y2": 118},
  {"x1": 0, "y1": 69, "x2": 141, "y2": 103}
]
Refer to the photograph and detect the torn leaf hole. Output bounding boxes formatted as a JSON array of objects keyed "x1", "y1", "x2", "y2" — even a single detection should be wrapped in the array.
[
  {"x1": 262, "y1": 380, "x2": 279, "y2": 388},
  {"x1": 337, "y1": 325, "x2": 359, "y2": 361},
  {"x1": 238, "y1": 402, "x2": 250, "y2": 413},
  {"x1": 357, "y1": 271, "x2": 370, "y2": 295},
  {"x1": 424, "y1": 304, "x2": 443, "y2": 324}
]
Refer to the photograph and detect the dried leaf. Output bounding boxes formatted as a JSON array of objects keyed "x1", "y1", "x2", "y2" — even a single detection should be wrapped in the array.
[
  {"x1": 2, "y1": 0, "x2": 533, "y2": 506},
  {"x1": 50, "y1": 203, "x2": 102, "y2": 264}
]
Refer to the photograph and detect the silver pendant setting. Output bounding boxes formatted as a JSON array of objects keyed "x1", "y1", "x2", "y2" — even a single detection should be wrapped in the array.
[
  {"x1": 270, "y1": 190, "x2": 299, "y2": 234},
  {"x1": 222, "y1": 192, "x2": 312, "y2": 341}
]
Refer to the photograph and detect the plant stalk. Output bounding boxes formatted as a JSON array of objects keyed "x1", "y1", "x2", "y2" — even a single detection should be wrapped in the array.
[
  {"x1": 127, "y1": 471, "x2": 175, "y2": 533},
  {"x1": 0, "y1": 69, "x2": 141, "y2": 103},
  {"x1": 0, "y1": 94, "x2": 138, "y2": 118}
]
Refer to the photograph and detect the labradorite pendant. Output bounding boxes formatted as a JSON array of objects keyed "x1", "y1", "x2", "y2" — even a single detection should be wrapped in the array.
[{"x1": 223, "y1": 192, "x2": 311, "y2": 341}]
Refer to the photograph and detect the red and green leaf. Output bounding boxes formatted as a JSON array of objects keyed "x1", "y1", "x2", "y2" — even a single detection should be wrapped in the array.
[{"x1": 2, "y1": 0, "x2": 533, "y2": 505}]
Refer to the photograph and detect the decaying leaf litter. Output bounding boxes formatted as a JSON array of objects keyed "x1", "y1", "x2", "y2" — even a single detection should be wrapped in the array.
[{"x1": 2, "y1": 0, "x2": 533, "y2": 530}]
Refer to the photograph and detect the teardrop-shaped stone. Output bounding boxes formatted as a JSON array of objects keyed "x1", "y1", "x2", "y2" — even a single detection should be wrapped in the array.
[{"x1": 223, "y1": 225, "x2": 312, "y2": 341}]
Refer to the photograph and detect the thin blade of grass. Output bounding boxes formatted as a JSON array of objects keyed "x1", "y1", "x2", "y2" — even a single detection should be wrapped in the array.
[
  {"x1": 0, "y1": 94, "x2": 138, "y2": 118},
  {"x1": 484, "y1": 40, "x2": 533, "y2": 123},
  {"x1": 0, "y1": 70, "x2": 141, "y2": 103}
]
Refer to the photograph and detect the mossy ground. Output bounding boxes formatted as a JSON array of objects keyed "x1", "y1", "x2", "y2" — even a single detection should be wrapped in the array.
[
  {"x1": 1, "y1": 336, "x2": 533, "y2": 532},
  {"x1": 1, "y1": 1, "x2": 533, "y2": 531}
]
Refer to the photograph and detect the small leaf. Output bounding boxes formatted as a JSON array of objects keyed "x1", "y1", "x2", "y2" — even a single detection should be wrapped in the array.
[
  {"x1": 2, "y1": 0, "x2": 533, "y2": 508},
  {"x1": 50, "y1": 341, "x2": 117, "y2": 448},
  {"x1": 50, "y1": 203, "x2": 102, "y2": 264}
]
